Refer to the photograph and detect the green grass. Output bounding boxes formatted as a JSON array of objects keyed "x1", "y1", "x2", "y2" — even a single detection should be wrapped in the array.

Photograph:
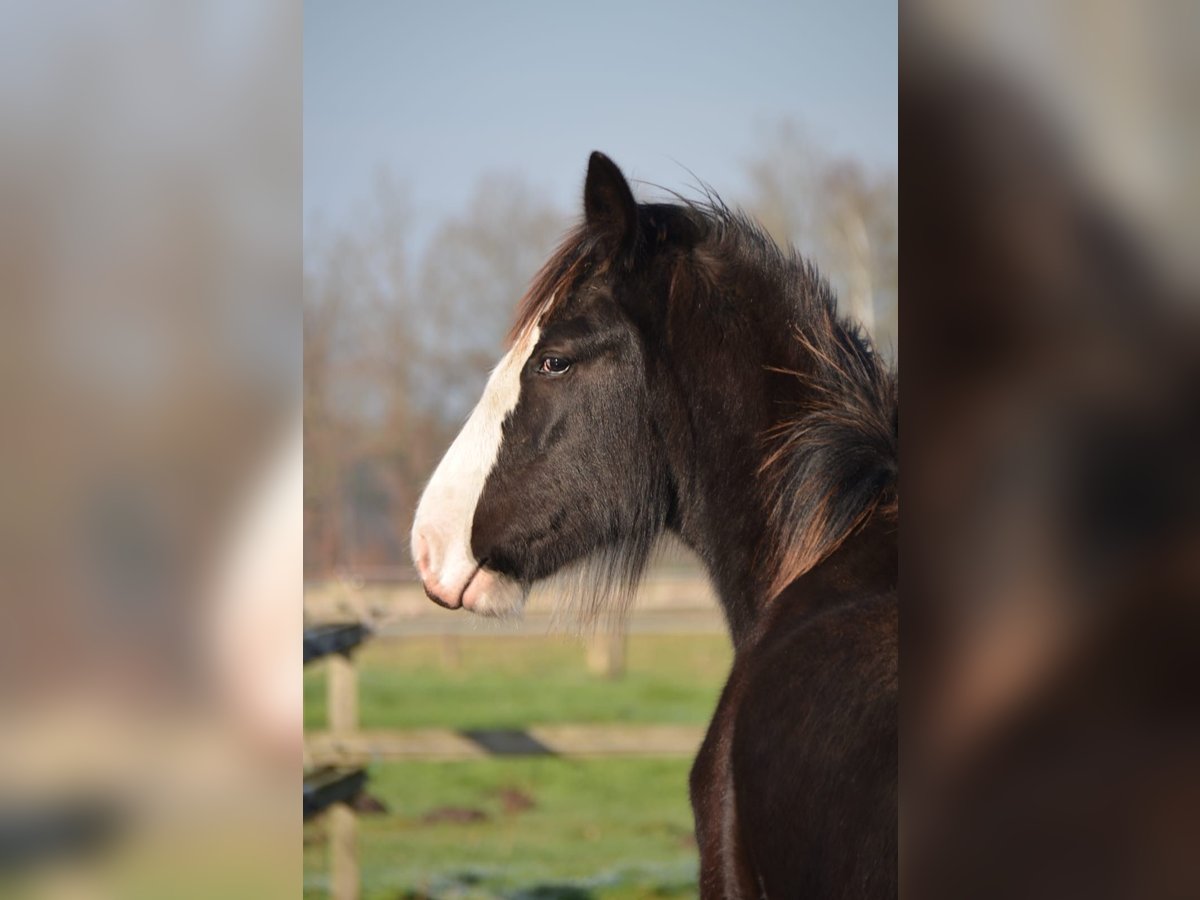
[
  {"x1": 304, "y1": 758, "x2": 699, "y2": 899},
  {"x1": 304, "y1": 633, "x2": 731, "y2": 731},
  {"x1": 304, "y1": 632, "x2": 731, "y2": 898}
]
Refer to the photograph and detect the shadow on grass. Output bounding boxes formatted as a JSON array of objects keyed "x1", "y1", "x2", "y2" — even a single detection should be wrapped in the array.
[
  {"x1": 399, "y1": 879, "x2": 593, "y2": 900},
  {"x1": 507, "y1": 886, "x2": 594, "y2": 900},
  {"x1": 397, "y1": 872, "x2": 696, "y2": 899}
]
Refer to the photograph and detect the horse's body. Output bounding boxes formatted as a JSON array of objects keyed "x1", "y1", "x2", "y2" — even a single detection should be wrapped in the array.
[
  {"x1": 412, "y1": 153, "x2": 897, "y2": 897},
  {"x1": 693, "y1": 518, "x2": 896, "y2": 898}
]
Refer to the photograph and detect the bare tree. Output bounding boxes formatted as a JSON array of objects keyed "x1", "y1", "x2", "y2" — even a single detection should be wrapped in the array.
[
  {"x1": 303, "y1": 171, "x2": 566, "y2": 578},
  {"x1": 303, "y1": 169, "x2": 420, "y2": 574},
  {"x1": 743, "y1": 122, "x2": 898, "y2": 355},
  {"x1": 415, "y1": 173, "x2": 567, "y2": 425}
]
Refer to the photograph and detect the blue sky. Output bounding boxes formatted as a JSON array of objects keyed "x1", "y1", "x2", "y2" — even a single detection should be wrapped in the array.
[{"x1": 305, "y1": 0, "x2": 896, "y2": 236}]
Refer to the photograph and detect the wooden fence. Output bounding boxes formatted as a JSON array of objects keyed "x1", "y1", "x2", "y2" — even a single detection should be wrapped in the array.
[{"x1": 303, "y1": 572, "x2": 722, "y2": 899}]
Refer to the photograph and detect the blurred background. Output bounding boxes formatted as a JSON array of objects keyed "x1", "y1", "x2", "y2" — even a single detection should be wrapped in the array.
[
  {"x1": 302, "y1": 2, "x2": 895, "y2": 897},
  {"x1": 1, "y1": 2, "x2": 301, "y2": 898}
]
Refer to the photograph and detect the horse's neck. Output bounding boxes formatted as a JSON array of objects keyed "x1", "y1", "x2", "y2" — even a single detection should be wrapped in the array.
[
  {"x1": 677, "y1": 486, "x2": 772, "y2": 646},
  {"x1": 663, "y1": 308, "x2": 891, "y2": 648},
  {"x1": 684, "y1": 501, "x2": 897, "y2": 650},
  {"x1": 663, "y1": 331, "x2": 798, "y2": 645},
  {"x1": 773, "y1": 512, "x2": 898, "y2": 617}
]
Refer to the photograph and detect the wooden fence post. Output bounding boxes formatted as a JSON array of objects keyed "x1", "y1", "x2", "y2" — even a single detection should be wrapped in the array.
[
  {"x1": 328, "y1": 651, "x2": 359, "y2": 899},
  {"x1": 440, "y1": 634, "x2": 462, "y2": 671},
  {"x1": 304, "y1": 625, "x2": 368, "y2": 900},
  {"x1": 586, "y1": 629, "x2": 627, "y2": 679},
  {"x1": 329, "y1": 801, "x2": 359, "y2": 900},
  {"x1": 328, "y1": 651, "x2": 358, "y2": 734}
]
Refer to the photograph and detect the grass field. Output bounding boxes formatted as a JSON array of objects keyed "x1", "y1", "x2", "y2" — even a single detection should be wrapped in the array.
[
  {"x1": 304, "y1": 633, "x2": 731, "y2": 731},
  {"x1": 304, "y1": 632, "x2": 732, "y2": 899}
]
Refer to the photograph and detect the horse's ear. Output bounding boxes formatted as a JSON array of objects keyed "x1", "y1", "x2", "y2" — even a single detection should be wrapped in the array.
[{"x1": 584, "y1": 151, "x2": 638, "y2": 257}]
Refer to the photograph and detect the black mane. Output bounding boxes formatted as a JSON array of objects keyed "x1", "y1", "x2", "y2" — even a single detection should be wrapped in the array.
[{"x1": 689, "y1": 201, "x2": 898, "y2": 596}]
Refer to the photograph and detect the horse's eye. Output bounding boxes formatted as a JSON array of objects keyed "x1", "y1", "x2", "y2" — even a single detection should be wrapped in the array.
[{"x1": 537, "y1": 356, "x2": 571, "y2": 376}]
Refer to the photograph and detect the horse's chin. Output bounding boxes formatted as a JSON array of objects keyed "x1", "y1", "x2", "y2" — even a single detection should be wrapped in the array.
[{"x1": 461, "y1": 567, "x2": 528, "y2": 618}]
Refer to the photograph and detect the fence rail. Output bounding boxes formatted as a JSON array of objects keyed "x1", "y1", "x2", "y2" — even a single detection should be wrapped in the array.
[{"x1": 305, "y1": 724, "x2": 706, "y2": 766}]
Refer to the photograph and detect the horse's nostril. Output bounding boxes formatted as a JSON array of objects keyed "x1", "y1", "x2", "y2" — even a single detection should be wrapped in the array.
[{"x1": 423, "y1": 582, "x2": 460, "y2": 610}]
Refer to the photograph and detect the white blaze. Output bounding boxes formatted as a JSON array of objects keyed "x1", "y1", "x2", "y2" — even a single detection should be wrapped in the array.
[{"x1": 411, "y1": 325, "x2": 540, "y2": 613}]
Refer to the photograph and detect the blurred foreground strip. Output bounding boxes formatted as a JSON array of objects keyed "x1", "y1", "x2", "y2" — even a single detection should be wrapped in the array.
[
  {"x1": 904, "y1": 3, "x2": 1200, "y2": 898},
  {"x1": 0, "y1": 2, "x2": 300, "y2": 897}
]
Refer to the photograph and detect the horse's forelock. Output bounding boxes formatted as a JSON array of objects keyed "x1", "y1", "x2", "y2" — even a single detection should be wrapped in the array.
[{"x1": 508, "y1": 225, "x2": 595, "y2": 343}]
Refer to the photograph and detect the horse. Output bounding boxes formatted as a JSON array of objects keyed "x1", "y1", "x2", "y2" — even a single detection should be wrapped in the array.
[{"x1": 411, "y1": 152, "x2": 898, "y2": 898}]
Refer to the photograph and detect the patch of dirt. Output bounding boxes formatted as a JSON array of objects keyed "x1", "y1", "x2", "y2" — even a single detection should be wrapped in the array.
[
  {"x1": 419, "y1": 805, "x2": 490, "y2": 825},
  {"x1": 350, "y1": 791, "x2": 388, "y2": 814},
  {"x1": 495, "y1": 786, "x2": 537, "y2": 814}
]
